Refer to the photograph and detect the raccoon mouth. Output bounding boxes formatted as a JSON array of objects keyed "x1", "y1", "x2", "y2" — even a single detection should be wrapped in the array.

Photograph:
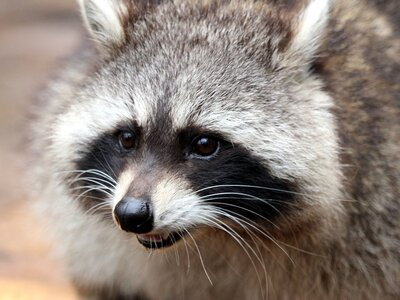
[{"x1": 137, "y1": 231, "x2": 184, "y2": 249}]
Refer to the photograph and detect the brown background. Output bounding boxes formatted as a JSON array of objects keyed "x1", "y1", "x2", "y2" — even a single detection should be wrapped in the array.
[{"x1": 0, "y1": 1, "x2": 84, "y2": 298}]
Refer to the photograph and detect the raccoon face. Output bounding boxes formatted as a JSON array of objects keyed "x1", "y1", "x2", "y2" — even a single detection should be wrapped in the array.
[{"x1": 52, "y1": 0, "x2": 342, "y2": 249}]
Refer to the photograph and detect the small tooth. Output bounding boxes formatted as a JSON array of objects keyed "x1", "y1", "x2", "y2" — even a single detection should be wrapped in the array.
[{"x1": 162, "y1": 232, "x2": 170, "y2": 239}]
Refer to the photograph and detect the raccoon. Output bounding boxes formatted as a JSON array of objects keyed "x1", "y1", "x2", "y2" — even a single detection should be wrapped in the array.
[{"x1": 30, "y1": 0, "x2": 400, "y2": 299}]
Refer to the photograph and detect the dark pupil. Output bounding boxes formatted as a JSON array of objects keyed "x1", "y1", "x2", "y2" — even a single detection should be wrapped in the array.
[
  {"x1": 120, "y1": 131, "x2": 135, "y2": 149},
  {"x1": 195, "y1": 137, "x2": 217, "y2": 156}
]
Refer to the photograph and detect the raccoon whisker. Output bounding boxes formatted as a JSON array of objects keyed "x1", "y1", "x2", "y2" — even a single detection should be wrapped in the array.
[
  {"x1": 83, "y1": 195, "x2": 113, "y2": 205},
  {"x1": 58, "y1": 169, "x2": 117, "y2": 184},
  {"x1": 70, "y1": 185, "x2": 114, "y2": 195},
  {"x1": 67, "y1": 179, "x2": 116, "y2": 195},
  {"x1": 209, "y1": 208, "x2": 288, "y2": 269},
  {"x1": 203, "y1": 212, "x2": 271, "y2": 262},
  {"x1": 209, "y1": 205, "x2": 318, "y2": 257},
  {"x1": 199, "y1": 192, "x2": 282, "y2": 216},
  {"x1": 66, "y1": 172, "x2": 116, "y2": 185},
  {"x1": 161, "y1": 241, "x2": 170, "y2": 264},
  {"x1": 69, "y1": 174, "x2": 117, "y2": 186},
  {"x1": 212, "y1": 209, "x2": 294, "y2": 265},
  {"x1": 220, "y1": 197, "x2": 302, "y2": 249},
  {"x1": 90, "y1": 151, "x2": 118, "y2": 181},
  {"x1": 85, "y1": 206, "x2": 109, "y2": 216},
  {"x1": 192, "y1": 184, "x2": 308, "y2": 198},
  {"x1": 176, "y1": 231, "x2": 191, "y2": 274},
  {"x1": 70, "y1": 177, "x2": 116, "y2": 190},
  {"x1": 82, "y1": 169, "x2": 117, "y2": 184},
  {"x1": 73, "y1": 185, "x2": 115, "y2": 198},
  {"x1": 230, "y1": 220, "x2": 270, "y2": 300},
  {"x1": 85, "y1": 178, "x2": 116, "y2": 190},
  {"x1": 208, "y1": 211, "x2": 288, "y2": 297},
  {"x1": 184, "y1": 229, "x2": 213, "y2": 286},
  {"x1": 80, "y1": 194, "x2": 111, "y2": 202},
  {"x1": 200, "y1": 192, "x2": 298, "y2": 230},
  {"x1": 86, "y1": 207, "x2": 111, "y2": 216},
  {"x1": 198, "y1": 214, "x2": 267, "y2": 297},
  {"x1": 221, "y1": 211, "x2": 292, "y2": 261},
  {"x1": 200, "y1": 199, "x2": 281, "y2": 229},
  {"x1": 200, "y1": 193, "x2": 294, "y2": 238},
  {"x1": 56, "y1": 169, "x2": 95, "y2": 176},
  {"x1": 68, "y1": 176, "x2": 117, "y2": 189},
  {"x1": 86, "y1": 202, "x2": 112, "y2": 215},
  {"x1": 272, "y1": 240, "x2": 322, "y2": 257},
  {"x1": 176, "y1": 228, "x2": 198, "y2": 276},
  {"x1": 170, "y1": 233, "x2": 181, "y2": 267},
  {"x1": 199, "y1": 195, "x2": 301, "y2": 209},
  {"x1": 98, "y1": 148, "x2": 118, "y2": 179},
  {"x1": 73, "y1": 186, "x2": 114, "y2": 201},
  {"x1": 70, "y1": 188, "x2": 113, "y2": 198},
  {"x1": 99, "y1": 211, "x2": 114, "y2": 220},
  {"x1": 196, "y1": 215, "x2": 247, "y2": 252},
  {"x1": 147, "y1": 247, "x2": 153, "y2": 259}
]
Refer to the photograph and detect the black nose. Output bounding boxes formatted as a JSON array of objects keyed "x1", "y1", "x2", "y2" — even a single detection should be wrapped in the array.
[{"x1": 114, "y1": 197, "x2": 153, "y2": 234}]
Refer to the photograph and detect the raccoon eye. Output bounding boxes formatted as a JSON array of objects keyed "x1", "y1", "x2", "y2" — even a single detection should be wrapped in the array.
[
  {"x1": 118, "y1": 130, "x2": 136, "y2": 150},
  {"x1": 191, "y1": 136, "x2": 220, "y2": 158}
]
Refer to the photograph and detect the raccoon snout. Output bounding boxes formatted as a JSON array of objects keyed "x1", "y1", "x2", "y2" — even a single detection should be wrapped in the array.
[{"x1": 113, "y1": 197, "x2": 153, "y2": 234}]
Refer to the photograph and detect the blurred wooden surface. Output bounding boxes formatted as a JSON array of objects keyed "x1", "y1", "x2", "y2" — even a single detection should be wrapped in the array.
[{"x1": 0, "y1": 1, "x2": 83, "y2": 298}]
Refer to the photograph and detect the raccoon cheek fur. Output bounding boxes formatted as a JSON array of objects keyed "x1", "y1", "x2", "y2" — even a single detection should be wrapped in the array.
[{"x1": 30, "y1": 0, "x2": 400, "y2": 299}]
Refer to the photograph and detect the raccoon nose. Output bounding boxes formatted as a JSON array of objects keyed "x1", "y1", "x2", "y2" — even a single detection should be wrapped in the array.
[{"x1": 114, "y1": 197, "x2": 153, "y2": 234}]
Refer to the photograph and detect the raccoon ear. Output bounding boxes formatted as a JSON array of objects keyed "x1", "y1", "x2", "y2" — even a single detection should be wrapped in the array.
[
  {"x1": 279, "y1": 0, "x2": 331, "y2": 68},
  {"x1": 78, "y1": 0, "x2": 128, "y2": 52}
]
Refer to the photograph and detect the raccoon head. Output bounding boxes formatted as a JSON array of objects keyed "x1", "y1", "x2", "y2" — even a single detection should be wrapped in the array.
[{"x1": 52, "y1": 0, "x2": 343, "y2": 249}]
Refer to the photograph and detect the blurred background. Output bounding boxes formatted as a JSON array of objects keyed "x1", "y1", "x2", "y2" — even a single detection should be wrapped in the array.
[{"x1": 0, "y1": 1, "x2": 83, "y2": 298}]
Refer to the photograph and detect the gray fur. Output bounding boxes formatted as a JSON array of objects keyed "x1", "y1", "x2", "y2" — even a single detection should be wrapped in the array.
[{"x1": 30, "y1": 0, "x2": 400, "y2": 299}]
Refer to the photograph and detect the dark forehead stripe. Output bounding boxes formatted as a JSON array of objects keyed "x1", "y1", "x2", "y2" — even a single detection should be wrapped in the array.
[{"x1": 185, "y1": 145, "x2": 299, "y2": 222}]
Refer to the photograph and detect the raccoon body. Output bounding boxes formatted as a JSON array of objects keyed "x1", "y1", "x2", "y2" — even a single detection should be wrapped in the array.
[{"x1": 31, "y1": 0, "x2": 400, "y2": 299}]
